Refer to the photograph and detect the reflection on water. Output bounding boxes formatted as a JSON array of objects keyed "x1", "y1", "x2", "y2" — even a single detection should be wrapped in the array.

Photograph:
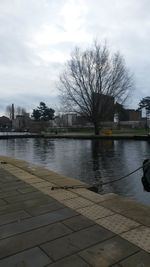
[{"x1": 0, "y1": 138, "x2": 150, "y2": 206}]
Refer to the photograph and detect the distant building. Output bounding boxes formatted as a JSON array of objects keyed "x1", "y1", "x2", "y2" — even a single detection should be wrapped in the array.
[
  {"x1": 12, "y1": 114, "x2": 52, "y2": 133},
  {"x1": 61, "y1": 113, "x2": 77, "y2": 127},
  {"x1": 53, "y1": 116, "x2": 62, "y2": 127},
  {"x1": 115, "y1": 102, "x2": 142, "y2": 122},
  {"x1": 75, "y1": 115, "x2": 90, "y2": 126},
  {"x1": 53, "y1": 114, "x2": 89, "y2": 127},
  {"x1": 0, "y1": 116, "x2": 11, "y2": 131},
  {"x1": 119, "y1": 109, "x2": 142, "y2": 121},
  {"x1": 126, "y1": 109, "x2": 142, "y2": 121},
  {"x1": 12, "y1": 114, "x2": 31, "y2": 131}
]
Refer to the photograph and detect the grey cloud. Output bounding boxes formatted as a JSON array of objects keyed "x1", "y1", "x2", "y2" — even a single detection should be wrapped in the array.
[{"x1": 0, "y1": 93, "x2": 59, "y2": 115}]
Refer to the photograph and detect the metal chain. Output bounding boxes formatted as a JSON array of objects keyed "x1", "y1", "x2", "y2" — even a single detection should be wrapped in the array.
[{"x1": 51, "y1": 165, "x2": 143, "y2": 190}]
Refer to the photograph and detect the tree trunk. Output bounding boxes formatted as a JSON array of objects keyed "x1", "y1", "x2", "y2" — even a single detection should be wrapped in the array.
[{"x1": 94, "y1": 122, "x2": 99, "y2": 135}]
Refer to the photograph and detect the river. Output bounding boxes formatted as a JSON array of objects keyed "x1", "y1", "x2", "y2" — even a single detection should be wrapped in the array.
[{"x1": 0, "y1": 138, "x2": 150, "y2": 206}]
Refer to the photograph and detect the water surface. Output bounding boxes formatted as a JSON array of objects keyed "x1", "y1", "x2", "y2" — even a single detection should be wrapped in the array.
[{"x1": 0, "y1": 138, "x2": 150, "y2": 206}]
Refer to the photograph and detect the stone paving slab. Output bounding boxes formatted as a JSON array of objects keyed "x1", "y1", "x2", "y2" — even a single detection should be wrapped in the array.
[
  {"x1": 62, "y1": 196, "x2": 93, "y2": 209},
  {"x1": 0, "y1": 196, "x2": 55, "y2": 216},
  {"x1": 0, "y1": 179, "x2": 25, "y2": 187},
  {"x1": 26, "y1": 201, "x2": 65, "y2": 216},
  {"x1": 44, "y1": 188, "x2": 78, "y2": 201},
  {"x1": 0, "y1": 189, "x2": 23, "y2": 198},
  {"x1": 41, "y1": 225, "x2": 115, "y2": 261},
  {"x1": 63, "y1": 214, "x2": 95, "y2": 231},
  {"x1": 119, "y1": 250, "x2": 150, "y2": 267},
  {"x1": 0, "y1": 168, "x2": 19, "y2": 181},
  {"x1": 0, "y1": 207, "x2": 77, "y2": 240},
  {"x1": 79, "y1": 236, "x2": 140, "y2": 267},
  {"x1": 0, "y1": 183, "x2": 36, "y2": 193},
  {"x1": 0, "y1": 222, "x2": 72, "y2": 259},
  {"x1": 22, "y1": 195, "x2": 55, "y2": 207},
  {"x1": 78, "y1": 204, "x2": 114, "y2": 219},
  {"x1": 4, "y1": 191, "x2": 47, "y2": 204},
  {"x1": 119, "y1": 205, "x2": 150, "y2": 227},
  {"x1": 0, "y1": 210, "x2": 30, "y2": 226},
  {"x1": 17, "y1": 186, "x2": 38, "y2": 193},
  {"x1": 0, "y1": 198, "x2": 7, "y2": 205},
  {"x1": 70, "y1": 188, "x2": 117, "y2": 203},
  {"x1": 33, "y1": 181, "x2": 55, "y2": 189},
  {"x1": 0, "y1": 247, "x2": 51, "y2": 267},
  {"x1": 121, "y1": 225, "x2": 150, "y2": 253},
  {"x1": 46, "y1": 254, "x2": 91, "y2": 267},
  {"x1": 96, "y1": 214, "x2": 140, "y2": 234}
]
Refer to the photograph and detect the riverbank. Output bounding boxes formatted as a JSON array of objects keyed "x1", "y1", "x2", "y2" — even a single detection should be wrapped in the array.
[
  {"x1": 0, "y1": 132, "x2": 42, "y2": 139},
  {"x1": 0, "y1": 131, "x2": 150, "y2": 140},
  {"x1": 0, "y1": 156, "x2": 149, "y2": 266},
  {"x1": 43, "y1": 131, "x2": 150, "y2": 140}
]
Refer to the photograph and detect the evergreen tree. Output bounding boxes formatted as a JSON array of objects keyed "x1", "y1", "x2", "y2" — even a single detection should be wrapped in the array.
[
  {"x1": 138, "y1": 97, "x2": 150, "y2": 117},
  {"x1": 32, "y1": 102, "x2": 55, "y2": 121}
]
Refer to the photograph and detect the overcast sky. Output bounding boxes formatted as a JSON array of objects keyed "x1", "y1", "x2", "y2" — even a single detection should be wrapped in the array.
[{"x1": 0, "y1": 0, "x2": 149, "y2": 115}]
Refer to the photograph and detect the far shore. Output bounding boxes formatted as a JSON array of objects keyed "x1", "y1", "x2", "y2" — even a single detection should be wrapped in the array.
[
  {"x1": 43, "y1": 132, "x2": 150, "y2": 140},
  {"x1": 0, "y1": 128, "x2": 149, "y2": 140}
]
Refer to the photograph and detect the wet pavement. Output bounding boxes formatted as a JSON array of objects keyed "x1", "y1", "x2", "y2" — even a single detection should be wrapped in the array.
[{"x1": 0, "y1": 156, "x2": 149, "y2": 267}]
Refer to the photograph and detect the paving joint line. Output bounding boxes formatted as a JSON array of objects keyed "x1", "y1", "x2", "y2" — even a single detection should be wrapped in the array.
[
  {"x1": 38, "y1": 245, "x2": 53, "y2": 263},
  {"x1": 39, "y1": 230, "x2": 118, "y2": 266},
  {"x1": 61, "y1": 217, "x2": 96, "y2": 233},
  {"x1": 115, "y1": 250, "x2": 144, "y2": 267},
  {"x1": 0, "y1": 208, "x2": 78, "y2": 241}
]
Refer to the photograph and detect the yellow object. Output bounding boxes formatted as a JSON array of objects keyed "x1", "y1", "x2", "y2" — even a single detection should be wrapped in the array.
[{"x1": 103, "y1": 129, "x2": 112, "y2": 136}]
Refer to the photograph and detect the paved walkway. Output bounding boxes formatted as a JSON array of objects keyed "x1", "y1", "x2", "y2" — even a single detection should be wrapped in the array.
[{"x1": 0, "y1": 156, "x2": 149, "y2": 267}]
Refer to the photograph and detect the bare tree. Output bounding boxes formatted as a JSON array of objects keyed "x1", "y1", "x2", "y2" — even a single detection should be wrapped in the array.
[
  {"x1": 59, "y1": 42, "x2": 134, "y2": 134},
  {"x1": 6, "y1": 105, "x2": 13, "y2": 120},
  {"x1": 6, "y1": 104, "x2": 26, "y2": 120},
  {"x1": 16, "y1": 106, "x2": 26, "y2": 116}
]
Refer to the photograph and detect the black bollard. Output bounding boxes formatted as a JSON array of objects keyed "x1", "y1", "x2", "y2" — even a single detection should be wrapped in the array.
[{"x1": 141, "y1": 159, "x2": 150, "y2": 192}]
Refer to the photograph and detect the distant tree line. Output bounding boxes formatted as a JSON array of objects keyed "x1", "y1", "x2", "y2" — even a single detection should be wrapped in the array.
[{"x1": 5, "y1": 102, "x2": 55, "y2": 122}]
